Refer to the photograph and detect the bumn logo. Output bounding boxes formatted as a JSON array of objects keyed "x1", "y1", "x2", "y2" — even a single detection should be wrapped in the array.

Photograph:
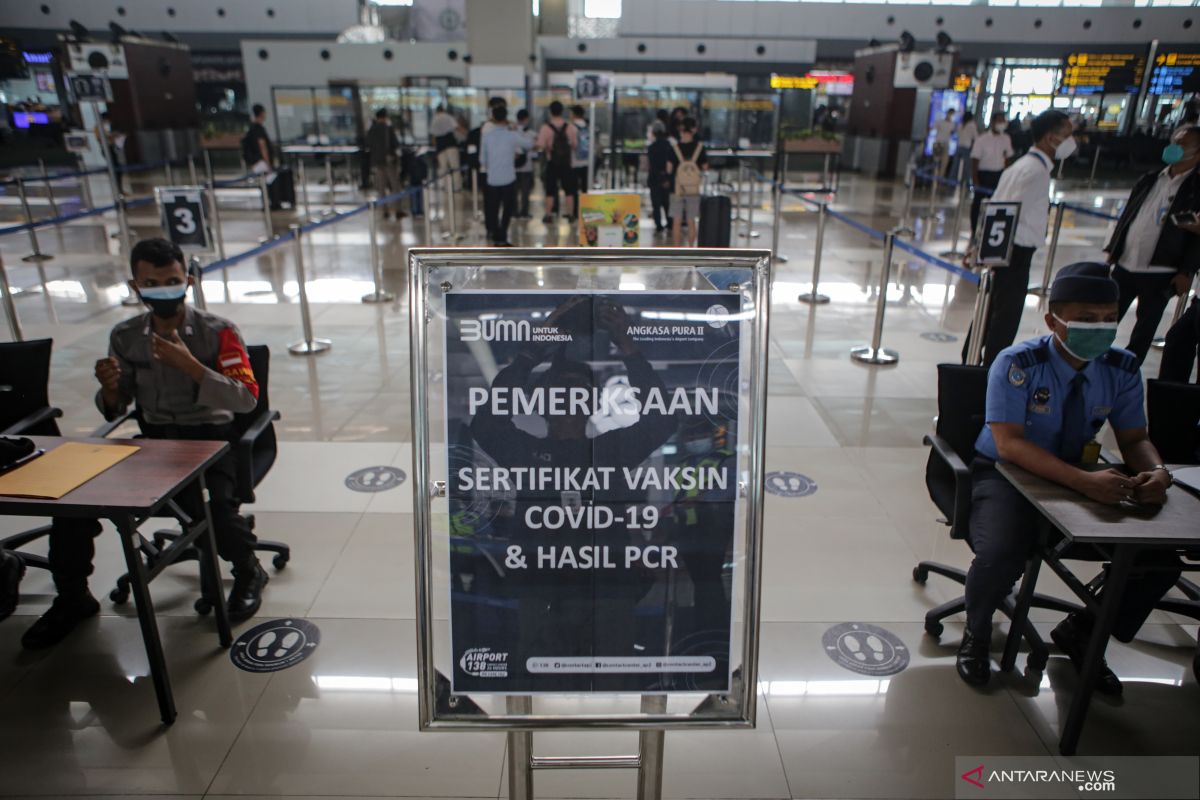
[
  {"x1": 459, "y1": 647, "x2": 510, "y2": 678},
  {"x1": 461, "y1": 318, "x2": 531, "y2": 342}
]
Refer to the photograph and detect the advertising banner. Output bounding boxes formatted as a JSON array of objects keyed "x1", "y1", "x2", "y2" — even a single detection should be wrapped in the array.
[
  {"x1": 578, "y1": 193, "x2": 640, "y2": 247},
  {"x1": 443, "y1": 290, "x2": 742, "y2": 694}
]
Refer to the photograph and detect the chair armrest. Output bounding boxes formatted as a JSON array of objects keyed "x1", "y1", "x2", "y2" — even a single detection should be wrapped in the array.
[
  {"x1": 1, "y1": 406, "x2": 62, "y2": 435},
  {"x1": 237, "y1": 410, "x2": 279, "y2": 450},
  {"x1": 924, "y1": 433, "x2": 970, "y2": 477},
  {"x1": 91, "y1": 410, "x2": 135, "y2": 438},
  {"x1": 924, "y1": 433, "x2": 974, "y2": 537}
]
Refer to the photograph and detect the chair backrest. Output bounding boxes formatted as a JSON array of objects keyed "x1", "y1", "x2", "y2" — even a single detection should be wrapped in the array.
[
  {"x1": 1146, "y1": 379, "x2": 1200, "y2": 466},
  {"x1": 925, "y1": 363, "x2": 990, "y2": 536},
  {"x1": 0, "y1": 338, "x2": 61, "y2": 435},
  {"x1": 231, "y1": 344, "x2": 278, "y2": 500}
]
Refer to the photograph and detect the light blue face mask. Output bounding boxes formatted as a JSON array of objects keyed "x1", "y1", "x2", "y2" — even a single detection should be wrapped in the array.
[
  {"x1": 137, "y1": 285, "x2": 187, "y2": 301},
  {"x1": 1163, "y1": 143, "x2": 1185, "y2": 165},
  {"x1": 1053, "y1": 314, "x2": 1118, "y2": 362}
]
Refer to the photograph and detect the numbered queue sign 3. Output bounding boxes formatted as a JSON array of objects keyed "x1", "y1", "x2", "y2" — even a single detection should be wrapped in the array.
[{"x1": 156, "y1": 187, "x2": 213, "y2": 253}]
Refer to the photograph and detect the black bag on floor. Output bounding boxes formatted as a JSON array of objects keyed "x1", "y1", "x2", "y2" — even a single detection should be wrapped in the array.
[
  {"x1": 698, "y1": 195, "x2": 732, "y2": 248},
  {"x1": 268, "y1": 167, "x2": 295, "y2": 209}
]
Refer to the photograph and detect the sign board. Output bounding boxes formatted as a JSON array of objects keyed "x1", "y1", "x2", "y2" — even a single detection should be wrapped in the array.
[
  {"x1": 1061, "y1": 52, "x2": 1145, "y2": 95},
  {"x1": 578, "y1": 193, "x2": 640, "y2": 247},
  {"x1": 66, "y1": 72, "x2": 112, "y2": 103},
  {"x1": 63, "y1": 130, "x2": 91, "y2": 153},
  {"x1": 975, "y1": 202, "x2": 1021, "y2": 267},
  {"x1": 409, "y1": 248, "x2": 770, "y2": 728},
  {"x1": 893, "y1": 51, "x2": 953, "y2": 89},
  {"x1": 1149, "y1": 51, "x2": 1200, "y2": 95},
  {"x1": 156, "y1": 186, "x2": 213, "y2": 253},
  {"x1": 574, "y1": 72, "x2": 612, "y2": 102}
]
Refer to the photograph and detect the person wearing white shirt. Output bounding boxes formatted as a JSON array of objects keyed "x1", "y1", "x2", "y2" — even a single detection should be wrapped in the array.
[
  {"x1": 931, "y1": 109, "x2": 957, "y2": 176},
  {"x1": 479, "y1": 105, "x2": 527, "y2": 247},
  {"x1": 953, "y1": 111, "x2": 978, "y2": 179},
  {"x1": 1104, "y1": 125, "x2": 1200, "y2": 363},
  {"x1": 965, "y1": 109, "x2": 1075, "y2": 367},
  {"x1": 513, "y1": 108, "x2": 537, "y2": 219},
  {"x1": 430, "y1": 105, "x2": 461, "y2": 188},
  {"x1": 970, "y1": 111, "x2": 1015, "y2": 238}
]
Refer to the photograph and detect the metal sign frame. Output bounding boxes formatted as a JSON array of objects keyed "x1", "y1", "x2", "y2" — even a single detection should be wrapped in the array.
[
  {"x1": 66, "y1": 72, "x2": 112, "y2": 103},
  {"x1": 409, "y1": 247, "x2": 771, "y2": 731},
  {"x1": 974, "y1": 201, "x2": 1021, "y2": 268},
  {"x1": 155, "y1": 185, "x2": 214, "y2": 254}
]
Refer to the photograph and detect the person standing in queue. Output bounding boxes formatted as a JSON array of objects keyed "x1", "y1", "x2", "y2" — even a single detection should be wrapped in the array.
[
  {"x1": 668, "y1": 117, "x2": 708, "y2": 248},
  {"x1": 964, "y1": 109, "x2": 1075, "y2": 368},
  {"x1": 20, "y1": 239, "x2": 270, "y2": 649},
  {"x1": 647, "y1": 122, "x2": 674, "y2": 235},
  {"x1": 957, "y1": 262, "x2": 1181, "y2": 692},
  {"x1": 536, "y1": 100, "x2": 578, "y2": 224},
  {"x1": 930, "y1": 108, "x2": 957, "y2": 177},
  {"x1": 366, "y1": 108, "x2": 404, "y2": 221},
  {"x1": 569, "y1": 105, "x2": 592, "y2": 211},
  {"x1": 430, "y1": 104, "x2": 461, "y2": 188},
  {"x1": 1104, "y1": 124, "x2": 1200, "y2": 365},
  {"x1": 514, "y1": 109, "x2": 537, "y2": 220},
  {"x1": 969, "y1": 111, "x2": 1014, "y2": 244},
  {"x1": 479, "y1": 106, "x2": 526, "y2": 246}
]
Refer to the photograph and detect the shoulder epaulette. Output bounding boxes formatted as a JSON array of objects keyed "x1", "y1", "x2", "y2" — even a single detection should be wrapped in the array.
[
  {"x1": 1100, "y1": 349, "x2": 1139, "y2": 374},
  {"x1": 1012, "y1": 342, "x2": 1051, "y2": 369}
]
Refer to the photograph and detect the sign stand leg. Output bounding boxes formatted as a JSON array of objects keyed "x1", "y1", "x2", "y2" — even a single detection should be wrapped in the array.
[
  {"x1": 637, "y1": 695, "x2": 667, "y2": 800},
  {"x1": 506, "y1": 696, "x2": 533, "y2": 800},
  {"x1": 965, "y1": 267, "x2": 995, "y2": 366},
  {"x1": 0, "y1": 252, "x2": 23, "y2": 342}
]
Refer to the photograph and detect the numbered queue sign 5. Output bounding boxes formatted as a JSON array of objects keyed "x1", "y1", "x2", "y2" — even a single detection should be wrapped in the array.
[
  {"x1": 975, "y1": 201, "x2": 1021, "y2": 268},
  {"x1": 156, "y1": 187, "x2": 213, "y2": 253}
]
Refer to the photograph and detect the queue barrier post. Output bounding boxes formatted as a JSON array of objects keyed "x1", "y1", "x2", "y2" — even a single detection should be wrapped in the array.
[
  {"x1": 741, "y1": 169, "x2": 760, "y2": 239},
  {"x1": 37, "y1": 160, "x2": 60, "y2": 219},
  {"x1": 901, "y1": 162, "x2": 915, "y2": 225},
  {"x1": 165, "y1": 160, "x2": 175, "y2": 187},
  {"x1": 287, "y1": 224, "x2": 332, "y2": 356},
  {"x1": 850, "y1": 228, "x2": 906, "y2": 365},
  {"x1": 443, "y1": 172, "x2": 462, "y2": 241},
  {"x1": 940, "y1": 170, "x2": 969, "y2": 259},
  {"x1": 0, "y1": 252, "x2": 23, "y2": 342},
  {"x1": 207, "y1": 180, "x2": 228, "y2": 261},
  {"x1": 117, "y1": 195, "x2": 143, "y2": 306},
  {"x1": 1089, "y1": 145, "x2": 1101, "y2": 187},
  {"x1": 362, "y1": 199, "x2": 396, "y2": 304},
  {"x1": 964, "y1": 267, "x2": 996, "y2": 366},
  {"x1": 76, "y1": 154, "x2": 95, "y2": 209},
  {"x1": 325, "y1": 156, "x2": 337, "y2": 214},
  {"x1": 188, "y1": 255, "x2": 207, "y2": 311},
  {"x1": 258, "y1": 172, "x2": 273, "y2": 236},
  {"x1": 769, "y1": 179, "x2": 788, "y2": 264},
  {"x1": 188, "y1": 155, "x2": 198, "y2": 187},
  {"x1": 298, "y1": 158, "x2": 311, "y2": 217},
  {"x1": 1030, "y1": 201, "x2": 1065, "y2": 297},
  {"x1": 798, "y1": 199, "x2": 831, "y2": 305},
  {"x1": 203, "y1": 149, "x2": 216, "y2": 191},
  {"x1": 16, "y1": 179, "x2": 53, "y2": 263},
  {"x1": 471, "y1": 167, "x2": 480, "y2": 222}
]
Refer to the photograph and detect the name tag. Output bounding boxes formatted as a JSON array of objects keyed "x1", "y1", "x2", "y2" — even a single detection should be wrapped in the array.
[
  {"x1": 1091, "y1": 405, "x2": 1112, "y2": 418},
  {"x1": 1028, "y1": 403, "x2": 1052, "y2": 415}
]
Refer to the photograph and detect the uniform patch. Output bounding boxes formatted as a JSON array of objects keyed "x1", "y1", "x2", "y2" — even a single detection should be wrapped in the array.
[
  {"x1": 217, "y1": 327, "x2": 259, "y2": 399},
  {"x1": 1008, "y1": 365, "x2": 1026, "y2": 387},
  {"x1": 1091, "y1": 405, "x2": 1112, "y2": 418},
  {"x1": 1029, "y1": 404, "x2": 1052, "y2": 415},
  {"x1": 1033, "y1": 387, "x2": 1051, "y2": 404}
]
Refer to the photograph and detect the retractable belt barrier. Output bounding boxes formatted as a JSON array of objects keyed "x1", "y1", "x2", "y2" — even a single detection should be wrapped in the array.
[{"x1": 913, "y1": 167, "x2": 1122, "y2": 221}]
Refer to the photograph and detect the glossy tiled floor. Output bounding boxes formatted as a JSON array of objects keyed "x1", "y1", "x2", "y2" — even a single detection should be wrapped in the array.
[{"x1": 0, "y1": 165, "x2": 1197, "y2": 799}]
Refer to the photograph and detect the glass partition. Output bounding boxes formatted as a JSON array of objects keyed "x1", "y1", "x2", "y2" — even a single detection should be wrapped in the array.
[
  {"x1": 315, "y1": 86, "x2": 359, "y2": 145},
  {"x1": 734, "y1": 94, "x2": 779, "y2": 149},
  {"x1": 701, "y1": 91, "x2": 737, "y2": 148},
  {"x1": 272, "y1": 87, "x2": 319, "y2": 145}
]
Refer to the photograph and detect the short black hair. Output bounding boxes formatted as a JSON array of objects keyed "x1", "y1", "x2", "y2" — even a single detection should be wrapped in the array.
[
  {"x1": 252, "y1": 103, "x2": 265, "y2": 118},
  {"x1": 570, "y1": 104, "x2": 585, "y2": 118},
  {"x1": 681, "y1": 116, "x2": 698, "y2": 134},
  {"x1": 375, "y1": 107, "x2": 388, "y2": 120},
  {"x1": 656, "y1": 109, "x2": 669, "y2": 122},
  {"x1": 517, "y1": 108, "x2": 529, "y2": 121},
  {"x1": 990, "y1": 110, "x2": 1006, "y2": 124},
  {"x1": 1031, "y1": 109, "x2": 1070, "y2": 143},
  {"x1": 489, "y1": 96, "x2": 506, "y2": 108},
  {"x1": 549, "y1": 100, "x2": 563, "y2": 116},
  {"x1": 130, "y1": 238, "x2": 184, "y2": 278},
  {"x1": 492, "y1": 105, "x2": 508, "y2": 122}
]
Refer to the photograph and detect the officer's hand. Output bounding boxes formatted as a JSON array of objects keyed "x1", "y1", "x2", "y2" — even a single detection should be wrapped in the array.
[
  {"x1": 94, "y1": 357, "x2": 121, "y2": 391},
  {"x1": 1170, "y1": 272, "x2": 1193, "y2": 296},
  {"x1": 1076, "y1": 468, "x2": 1135, "y2": 505},
  {"x1": 1129, "y1": 470, "x2": 1169, "y2": 506},
  {"x1": 151, "y1": 330, "x2": 198, "y2": 372}
]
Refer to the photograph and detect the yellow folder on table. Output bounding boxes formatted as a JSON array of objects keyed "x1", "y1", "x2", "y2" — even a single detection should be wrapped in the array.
[{"x1": 0, "y1": 442, "x2": 140, "y2": 499}]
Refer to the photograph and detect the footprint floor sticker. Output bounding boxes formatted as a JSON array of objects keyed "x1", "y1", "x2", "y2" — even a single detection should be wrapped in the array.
[
  {"x1": 765, "y1": 471, "x2": 818, "y2": 498},
  {"x1": 822, "y1": 622, "x2": 909, "y2": 676},
  {"x1": 345, "y1": 466, "x2": 406, "y2": 493},
  {"x1": 231, "y1": 618, "x2": 321, "y2": 673}
]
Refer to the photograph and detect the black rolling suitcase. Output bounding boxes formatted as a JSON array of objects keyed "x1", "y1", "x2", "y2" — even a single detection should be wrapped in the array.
[
  {"x1": 268, "y1": 167, "x2": 296, "y2": 209},
  {"x1": 698, "y1": 195, "x2": 732, "y2": 247}
]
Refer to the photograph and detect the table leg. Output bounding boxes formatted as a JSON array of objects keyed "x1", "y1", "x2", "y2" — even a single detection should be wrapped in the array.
[
  {"x1": 1001, "y1": 523, "x2": 1047, "y2": 673},
  {"x1": 197, "y1": 474, "x2": 232, "y2": 647},
  {"x1": 115, "y1": 512, "x2": 176, "y2": 725},
  {"x1": 1059, "y1": 546, "x2": 1133, "y2": 756}
]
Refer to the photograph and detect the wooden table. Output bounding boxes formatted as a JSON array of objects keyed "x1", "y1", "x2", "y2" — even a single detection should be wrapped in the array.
[
  {"x1": 997, "y1": 462, "x2": 1200, "y2": 755},
  {"x1": 0, "y1": 436, "x2": 233, "y2": 725}
]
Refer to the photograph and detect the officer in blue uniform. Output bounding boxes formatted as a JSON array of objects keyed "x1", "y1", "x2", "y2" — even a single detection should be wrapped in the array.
[{"x1": 957, "y1": 262, "x2": 1180, "y2": 693}]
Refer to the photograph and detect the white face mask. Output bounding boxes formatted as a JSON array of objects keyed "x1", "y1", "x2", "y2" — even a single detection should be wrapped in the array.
[{"x1": 1054, "y1": 136, "x2": 1077, "y2": 160}]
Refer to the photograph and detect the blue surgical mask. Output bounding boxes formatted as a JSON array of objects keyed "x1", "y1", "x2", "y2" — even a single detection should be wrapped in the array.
[
  {"x1": 1162, "y1": 143, "x2": 1186, "y2": 165},
  {"x1": 1053, "y1": 314, "x2": 1117, "y2": 362},
  {"x1": 137, "y1": 284, "x2": 187, "y2": 318}
]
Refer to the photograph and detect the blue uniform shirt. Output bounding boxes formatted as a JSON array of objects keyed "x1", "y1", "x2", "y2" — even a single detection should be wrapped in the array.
[{"x1": 974, "y1": 335, "x2": 1146, "y2": 461}]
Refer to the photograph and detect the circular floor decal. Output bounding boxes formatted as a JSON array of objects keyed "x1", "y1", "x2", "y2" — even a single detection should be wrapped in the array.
[
  {"x1": 920, "y1": 332, "x2": 958, "y2": 343},
  {"x1": 345, "y1": 466, "x2": 406, "y2": 492},
  {"x1": 765, "y1": 471, "x2": 818, "y2": 498},
  {"x1": 231, "y1": 618, "x2": 321, "y2": 673},
  {"x1": 822, "y1": 622, "x2": 909, "y2": 676}
]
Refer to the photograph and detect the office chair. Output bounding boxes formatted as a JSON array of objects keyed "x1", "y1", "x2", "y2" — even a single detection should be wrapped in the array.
[
  {"x1": 912, "y1": 363, "x2": 1080, "y2": 672},
  {"x1": 102, "y1": 345, "x2": 290, "y2": 613},
  {"x1": 0, "y1": 339, "x2": 63, "y2": 573}
]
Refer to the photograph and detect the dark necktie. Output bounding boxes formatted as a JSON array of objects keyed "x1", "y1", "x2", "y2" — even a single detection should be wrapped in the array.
[{"x1": 1059, "y1": 373, "x2": 1088, "y2": 463}]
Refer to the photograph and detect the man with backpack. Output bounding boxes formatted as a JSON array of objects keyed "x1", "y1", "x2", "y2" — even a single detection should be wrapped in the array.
[
  {"x1": 668, "y1": 117, "x2": 708, "y2": 247},
  {"x1": 366, "y1": 108, "x2": 404, "y2": 221},
  {"x1": 536, "y1": 100, "x2": 578, "y2": 224},
  {"x1": 570, "y1": 105, "x2": 592, "y2": 208}
]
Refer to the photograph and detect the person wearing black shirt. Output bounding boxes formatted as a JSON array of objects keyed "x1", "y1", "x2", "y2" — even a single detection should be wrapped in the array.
[
  {"x1": 242, "y1": 104, "x2": 273, "y2": 172},
  {"x1": 646, "y1": 122, "x2": 674, "y2": 233}
]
